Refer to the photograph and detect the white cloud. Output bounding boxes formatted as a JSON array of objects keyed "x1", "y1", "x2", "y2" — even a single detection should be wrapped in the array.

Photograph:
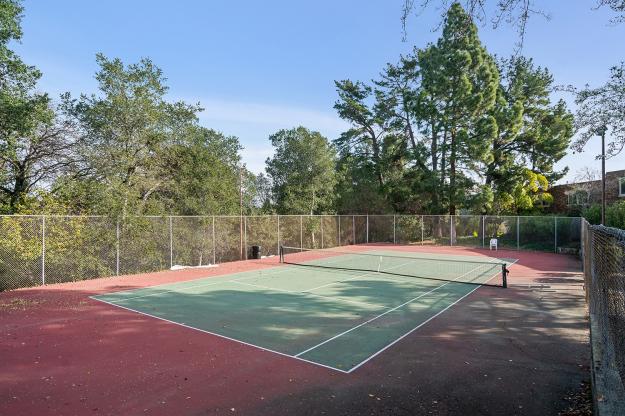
[
  {"x1": 178, "y1": 96, "x2": 350, "y2": 174},
  {"x1": 555, "y1": 136, "x2": 625, "y2": 184},
  {"x1": 240, "y1": 147, "x2": 274, "y2": 174},
  {"x1": 196, "y1": 98, "x2": 349, "y2": 134}
]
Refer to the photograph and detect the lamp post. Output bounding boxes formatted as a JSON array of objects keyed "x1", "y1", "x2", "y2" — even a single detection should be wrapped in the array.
[
  {"x1": 598, "y1": 125, "x2": 607, "y2": 225},
  {"x1": 240, "y1": 166, "x2": 244, "y2": 259}
]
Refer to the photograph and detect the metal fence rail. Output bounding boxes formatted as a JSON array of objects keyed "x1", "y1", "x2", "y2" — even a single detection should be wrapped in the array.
[
  {"x1": 582, "y1": 220, "x2": 625, "y2": 414},
  {"x1": 0, "y1": 214, "x2": 581, "y2": 291}
]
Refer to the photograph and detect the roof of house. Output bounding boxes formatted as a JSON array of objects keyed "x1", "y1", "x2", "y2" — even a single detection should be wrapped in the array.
[{"x1": 552, "y1": 169, "x2": 625, "y2": 190}]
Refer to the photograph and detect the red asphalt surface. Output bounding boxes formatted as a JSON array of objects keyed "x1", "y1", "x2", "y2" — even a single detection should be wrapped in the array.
[{"x1": 1, "y1": 245, "x2": 588, "y2": 416}]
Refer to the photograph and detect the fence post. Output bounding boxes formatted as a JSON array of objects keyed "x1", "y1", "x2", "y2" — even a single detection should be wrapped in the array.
[
  {"x1": 169, "y1": 216, "x2": 173, "y2": 269},
  {"x1": 276, "y1": 215, "x2": 280, "y2": 255},
  {"x1": 300, "y1": 215, "x2": 303, "y2": 250},
  {"x1": 243, "y1": 216, "x2": 248, "y2": 259},
  {"x1": 366, "y1": 215, "x2": 369, "y2": 244},
  {"x1": 516, "y1": 217, "x2": 520, "y2": 250},
  {"x1": 482, "y1": 216, "x2": 485, "y2": 248},
  {"x1": 321, "y1": 215, "x2": 324, "y2": 248},
  {"x1": 41, "y1": 216, "x2": 46, "y2": 285},
  {"x1": 352, "y1": 215, "x2": 355, "y2": 244},
  {"x1": 212, "y1": 216, "x2": 216, "y2": 265},
  {"x1": 554, "y1": 217, "x2": 558, "y2": 253},
  {"x1": 450, "y1": 216, "x2": 453, "y2": 246},
  {"x1": 421, "y1": 215, "x2": 424, "y2": 245},
  {"x1": 337, "y1": 215, "x2": 341, "y2": 247},
  {"x1": 116, "y1": 219, "x2": 120, "y2": 276},
  {"x1": 393, "y1": 215, "x2": 396, "y2": 244}
]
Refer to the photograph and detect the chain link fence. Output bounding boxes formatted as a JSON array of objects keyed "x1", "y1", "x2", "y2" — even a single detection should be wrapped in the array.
[
  {"x1": 0, "y1": 214, "x2": 581, "y2": 291},
  {"x1": 582, "y1": 220, "x2": 625, "y2": 414}
]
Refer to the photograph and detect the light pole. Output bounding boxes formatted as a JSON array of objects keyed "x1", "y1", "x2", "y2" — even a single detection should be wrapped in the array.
[
  {"x1": 599, "y1": 126, "x2": 607, "y2": 225},
  {"x1": 240, "y1": 166, "x2": 244, "y2": 259}
]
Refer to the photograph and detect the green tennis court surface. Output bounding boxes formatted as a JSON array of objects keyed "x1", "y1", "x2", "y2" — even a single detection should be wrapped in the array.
[{"x1": 93, "y1": 249, "x2": 517, "y2": 372}]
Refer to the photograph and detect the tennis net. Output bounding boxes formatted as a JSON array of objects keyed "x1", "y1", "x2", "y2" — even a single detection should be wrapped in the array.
[{"x1": 280, "y1": 246, "x2": 508, "y2": 288}]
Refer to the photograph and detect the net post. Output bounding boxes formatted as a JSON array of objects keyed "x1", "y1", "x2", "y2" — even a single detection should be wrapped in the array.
[
  {"x1": 41, "y1": 215, "x2": 46, "y2": 285},
  {"x1": 116, "y1": 219, "x2": 120, "y2": 276},
  {"x1": 502, "y1": 263, "x2": 508, "y2": 288}
]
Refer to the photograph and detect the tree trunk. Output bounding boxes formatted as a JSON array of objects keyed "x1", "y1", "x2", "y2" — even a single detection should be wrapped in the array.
[
  {"x1": 430, "y1": 119, "x2": 439, "y2": 211},
  {"x1": 9, "y1": 171, "x2": 28, "y2": 212},
  {"x1": 449, "y1": 130, "x2": 457, "y2": 216},
  {"x1": 370, "y1": 136, "x2": 384, "y2": 188}
]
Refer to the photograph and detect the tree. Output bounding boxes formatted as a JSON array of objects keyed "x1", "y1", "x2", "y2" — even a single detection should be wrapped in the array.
[
  {"x1": 509, "y1": 168, "x2": 552, "y2": 213},
  {"x1": 157, "y1": 126, "x2": 245, "y2": 215},
  {"x1": 265, "y1": 127, "x2": 338, "y2": 214},
  {"x1": 401, "y1": 1, "x2": 624, "y2": 45},
  {"x1": 333, "y1": 3, "x2": 569, "y2": 216},
  {"x1": 0, "y1": 0, "x2": 77, "y2": 213},
  {"x1": 334, "y1": 60, "x2": 435, "y2": 214},
  {"x1": 485, "y1": 56, "x2": 573, "y2": 214},
  {"x1": 571, "y1": 62, "x2": 625, "y2": 158},
  {"x1": 250, "y1": 173, "x2": 273, "y2": 212},
  {"x1": 62, "y1": 54, "x2": 202, "y2": 216},
  {"x1": 333, "y1": 80, "x2": 392, "y2": 189},
  {"x1": 417, "y1": 3, "x2": 499, "y2": 215},
  {"x1": 0, "y1": 110, "x2": 78, "y2": 212}
]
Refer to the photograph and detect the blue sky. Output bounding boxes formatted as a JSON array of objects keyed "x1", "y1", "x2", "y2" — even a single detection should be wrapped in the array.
[{"x1": 13, "y1": 0, "x2": 625, "y2": 183}]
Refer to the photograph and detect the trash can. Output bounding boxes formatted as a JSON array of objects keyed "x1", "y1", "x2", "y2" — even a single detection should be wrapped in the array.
[{"x1": 251, "y1": 245, "x2": 261, "y2": 259}]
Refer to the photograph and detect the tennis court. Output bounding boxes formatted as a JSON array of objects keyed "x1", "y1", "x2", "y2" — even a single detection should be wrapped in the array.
[{"x1": 93, "y1": 247, "x2": 516, "y2": 372}]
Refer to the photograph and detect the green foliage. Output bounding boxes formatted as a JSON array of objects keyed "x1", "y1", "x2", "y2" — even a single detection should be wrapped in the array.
[
  {"x1": 0, "y1": 0, "x2": 75, "y2": 213},
  {"x1": 158, "y1": 126, "x2": 244, "y2": 215},
  {"x1": 57, "y1": 55, "x2": 259, "y2": 217},
  {"x1": 61, "y1": 54, "x2": 202, "y2": 216},
  {"x1": 266, "y1": 127, "x2": 338, "y2": 215},
  {"x1": 2, "y1": 1, "x2": 574, "y2": 221},
  {"x1": 334, "y1": 152, "x2": 395, "y2": 214},
  {"x1": 484, "y1": 56, "x2": 573, "y2": 214},
  {"x1": 583, "y1": 202, "x2": 625, "y2": 229},
  {"x1": 500, "y1": 169, "x2": 552, "y2": 214},
  {"x1": 572, "y1": 62, "x2": 625, "y2": 157},
  {"x1": 332, "y1": 3, "x2": 571, "y2": 217}
]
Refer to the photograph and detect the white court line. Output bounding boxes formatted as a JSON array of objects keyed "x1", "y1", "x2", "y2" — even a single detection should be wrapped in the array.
[
  {"x1": 346, "y1": 281, "x2": 482, "y2": 372},
  {"x1": 294, "y1": 261, "x2": 491, "y2": 358},
  {"x1": 97, "y1": 266, "x2": 281, "y2": 299},
  {"x1": 94, "y1": 254, "x2": 517, "y2": 373},
  {"x1": 345, "y1": 259, "x2": 519, "y2": 372},
  {"x1": 89, "y1": 296, "x2": 350, "y2": 374},
  {"x1": 104, "y1": 273, "x2": 271, "y2": 302},
  {"x1": 231, "y1": 280, "x2": 385, "y2": 309},
  {"x1": 302, "y1": 252, "x2": 509, "y2": 293},
  {"x1": 302, "y1": 258, "x2": 436, "y2": 293},
  {"x1": 99, "y1": 252, "x2": 359, "y2": 302}
]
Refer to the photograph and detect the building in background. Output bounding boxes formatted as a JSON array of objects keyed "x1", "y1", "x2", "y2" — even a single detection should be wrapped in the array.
[{"x1": 549, "y1": 169, "x2": 625, "y2": 213}]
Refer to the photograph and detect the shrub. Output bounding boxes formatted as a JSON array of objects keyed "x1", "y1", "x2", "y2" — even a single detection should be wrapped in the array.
[{"x1": 583, "y1": 202, "x2": 625, "y2": 229}]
